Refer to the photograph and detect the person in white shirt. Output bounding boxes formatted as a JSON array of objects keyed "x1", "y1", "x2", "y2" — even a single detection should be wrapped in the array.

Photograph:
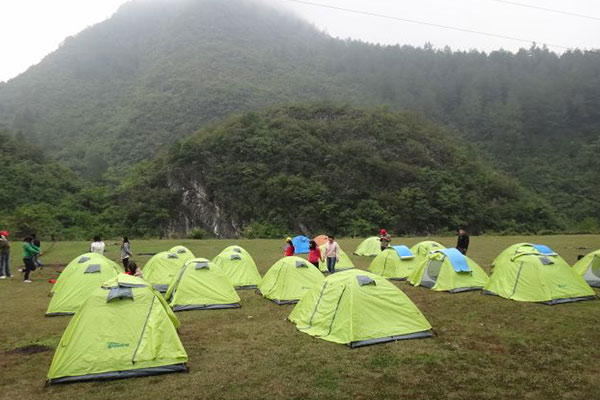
[
  {"x1": 90, "y1": 236, "x2": 105, "y2": 255},
  {"x1": 324, "y1": 235, "x2": 340, "y2": 274}
]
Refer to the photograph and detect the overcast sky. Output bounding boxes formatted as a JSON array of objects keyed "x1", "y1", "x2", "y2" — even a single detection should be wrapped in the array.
[{"x1": 1, "y1": 0, "x2": 599, "y2": 82}]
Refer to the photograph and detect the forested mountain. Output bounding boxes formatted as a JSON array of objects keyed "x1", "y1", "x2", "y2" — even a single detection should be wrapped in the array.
[
  {"x1": 0, "y1": 131, "x2": 178, "y2": 239},
  {"x1": 161, "y1": 104, "x2": 561, "y2": 236},
  {"x1": 0, "y1": 0, "x2": 599, "y2": 232}
]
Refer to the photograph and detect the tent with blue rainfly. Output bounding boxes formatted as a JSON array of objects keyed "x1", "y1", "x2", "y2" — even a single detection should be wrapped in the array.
[
  {"x1": 292, "y1": 235, "x2": 310, "y2": 254},
  {"x1": 47, "y1": 274, "x2": 188, "y2": 384},
  {"x1": 484, "y1": 243, "x2": 596, "y2": 304},
  {"x1": 367, "y1": 246, "x2": 420, "y2": 280},
  {"x1": 572, "y1": 249, "x2": 600, "y2": 288},
  {"x1": 353, "y1": 237, "x2": 382, "y2": 257},
  {"x1": 408, "y1": 248, "x2": 489, "y2": 293},
  {"x1": 288, "y1": 269, "x2": 433, "y2": 347}
]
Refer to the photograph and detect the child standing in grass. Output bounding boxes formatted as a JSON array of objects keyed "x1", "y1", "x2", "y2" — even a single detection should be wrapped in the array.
[{"x1": 308, "y1": 240, "x2": 322, "y2": 269}]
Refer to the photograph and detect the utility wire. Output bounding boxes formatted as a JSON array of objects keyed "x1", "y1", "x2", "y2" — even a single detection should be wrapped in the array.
[
  {"x1": 282, "y1": 0, "x2": 574, "y2": 50},
  {"x1": 490, "y1": 0, "x2": 600, "y2": 22}
]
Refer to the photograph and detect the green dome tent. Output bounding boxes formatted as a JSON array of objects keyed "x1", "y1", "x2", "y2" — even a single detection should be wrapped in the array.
[
  {"x1": 220, "y1": 245, "x2": 251, "y2": 257},
  {"x1": 50, "y1": 253, "x2": 121, "y2": 296},
  {"x1": 168, "y1": 245, "x2": 195, "y2": 263},
  {"x1": 318, "y1": 244, "x2": 355, "y2": 273},
  {"x1": 484, "y1": 243, "x2": 596, "y2": 305},
  {"x1": 368, "y1": 246, "x2": 420, "y2": 280},
  {"x1": 166, "y1": 258, "x2": 241, "y2": 311},
  {"x1": 258, "y1": 256, "x2": 324, "y2": 304},
  {"x1": 46, "y1": 254, "x2": 122, "y2": 316},
  {"x1": 143, "y1": 251, "x2": 187, "y2": 292},
  {"x1": 288, "y1": 269, "x2": 433, "y2": 347},
  {"x1": 408, "y1": 248, "x2": 489, "y2": 292},
  {"x1": 212, "y1": 249, "x2": 262, "y2": 289},
  {"x1": 572, "y1": 249, "x2": 600, "y2": 288},
  {"x1": 47, "y1": 274, "x2": 188, "y2": 384},
  {"x1": 353, "y1": 237, "x2": 382, "y2": 256},
  {"x1": 410, "y1": 241, "x2": 445, "y2": 265}
]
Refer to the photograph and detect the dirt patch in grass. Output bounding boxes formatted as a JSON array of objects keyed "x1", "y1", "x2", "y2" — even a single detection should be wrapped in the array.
[{"x1": 8, "y1": 344, "x2": 53, "y2": 355}]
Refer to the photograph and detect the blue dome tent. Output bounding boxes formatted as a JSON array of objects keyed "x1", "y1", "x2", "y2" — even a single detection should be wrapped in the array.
[{"x1": 292, "y1": 235, "x2": 310, "y2": 254}]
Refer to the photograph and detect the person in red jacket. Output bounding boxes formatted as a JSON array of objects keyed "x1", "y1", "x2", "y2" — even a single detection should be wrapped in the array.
[
  {"x1": 308, "y1": 240, "x2": 323, "y2": 269},
  {"x1": 284, "y1": 237, "x2": 295, "y2": 256}
]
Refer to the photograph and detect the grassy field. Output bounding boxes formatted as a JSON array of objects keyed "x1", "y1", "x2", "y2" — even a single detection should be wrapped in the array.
[{"x1": 0, "y1": 235, "x2": 598, "y2": 400}]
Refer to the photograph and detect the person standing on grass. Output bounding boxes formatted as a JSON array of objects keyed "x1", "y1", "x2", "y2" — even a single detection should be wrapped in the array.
[
  {"x1": 0, "y1": 231, "x2": 11, "y2": 278},
  {"x1": 379, "y1": 229, "x2": 392, "y2": 251},
  {"x1": 90, "y1": 236, "x2": 105, "y2": 255},
  {"x1": 22, "y1": 236, "x2": 41, "y2": 283},
  {"x1": 120, "y1": 236, "x2": 133, "y2": 269},
  {"x1": 308, "y1": 240, "x2": 323, "y2": 269},
  {"x1": 324, "y1": 235, "x2": 340, "y2": 274},
  {"x1": 284, "y1": 237, "x2": 295, "y2": 257},
  {"x1": 456, "y1": 228, "x2": 470, "y2": 255},
  {"x1": 31, "y1": 233, "x2": 43, "y2": 268}
]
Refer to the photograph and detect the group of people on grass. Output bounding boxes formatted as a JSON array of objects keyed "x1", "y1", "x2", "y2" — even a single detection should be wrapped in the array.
[
  {"x1": 90, "y1": 235, "x2": 141, "y2": 277},
  {"x1": 283, "y1": 227, "x2": 470, "y2": 274},
  {"x1": 0, "y1": 231, "x2": 43, "y2": 282},
  {"x1": 1, "y1": 225, "x2": 470, "y2": 282}
]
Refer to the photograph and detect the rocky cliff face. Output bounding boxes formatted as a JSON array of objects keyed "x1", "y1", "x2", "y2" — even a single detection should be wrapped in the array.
[{"x1": 167, "y1": 175, "x2": 242, "y2": 237}]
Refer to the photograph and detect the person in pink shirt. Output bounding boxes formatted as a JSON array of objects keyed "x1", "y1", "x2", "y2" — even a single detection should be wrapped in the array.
[
  {"x1": 308, "y1": 240, "x2": 323, "y2": 269},
  {"x1": 324, "y1": 235, "x2": 340, "y2": 273}
]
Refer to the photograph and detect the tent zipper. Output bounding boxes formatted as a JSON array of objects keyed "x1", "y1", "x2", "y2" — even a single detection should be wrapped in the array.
[{"x1": 131, "y1": 296, "x2": 155, "y2": 364}]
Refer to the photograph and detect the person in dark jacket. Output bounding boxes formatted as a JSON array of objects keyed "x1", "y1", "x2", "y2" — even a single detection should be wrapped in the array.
[
  {"x1": 456, "y1": 228, "x2": 470, "y2": 255},
  {"x1": 22, "y1": 236, "x2": 41, "y2": 283},
  {"x1": 31, "y1": 233, "x2": 43, "y2": 268}
]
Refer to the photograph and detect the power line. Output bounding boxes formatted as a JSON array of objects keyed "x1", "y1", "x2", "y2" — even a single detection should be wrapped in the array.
[
  {"x1": 281, "y1": 0, "x2": 574, "y2": 51},
  {"x1": 490, "y1": 0, "x2": 600, "y2": 22}
]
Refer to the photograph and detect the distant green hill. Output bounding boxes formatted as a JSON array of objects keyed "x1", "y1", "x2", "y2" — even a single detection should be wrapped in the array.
[
  {"x1": 0, "y1": 0, "x2": 599, "y2": 228},
  {"x1": 160, "y1": 104, "x2": 562, "y2": 236}
]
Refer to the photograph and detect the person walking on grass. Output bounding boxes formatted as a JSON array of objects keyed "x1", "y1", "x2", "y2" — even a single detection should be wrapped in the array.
[
  {"x1": 90, "y1": 236, "x2": 105, "y2": 255},
  {"x1": 284, "y1": 237, "x2": 295, "y2": 257},
  {"x1": 120, "y1": 236, "x2": 133, "y2": 269},
  {"x1": 456, "y1": 228, "x2": 470, "y2": 255},
  {"x1": 379, "y1": 229, "x2": 392, "y2": 251},
  {"x1": 324, "y1": 235, "x2": 340, "y2": 274},
  {"x1": 308, "y1": 240, "x2": 323, "y2": 269},
  {"x1": 0, "y1": 231, "x2": 11, "y2": 278},
  {"x1": 22, "y1": 236, "x2": 41, "y2": 283}
]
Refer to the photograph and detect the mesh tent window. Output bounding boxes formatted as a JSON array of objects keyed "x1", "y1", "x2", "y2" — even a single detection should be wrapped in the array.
[
  {"x1": 84, "y1": 264, "x2": 101, "y2": 273},
  {"x1": 195, "y1": 262, "x2": 209, "y2": 270},
  {"x1": 107, "y1": 287, "x2": 134, "y2": 302}
]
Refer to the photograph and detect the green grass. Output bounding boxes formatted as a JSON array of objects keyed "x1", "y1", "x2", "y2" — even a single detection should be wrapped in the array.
[{"x1": 0, "y1": 235, "x2": 599, "y2": 399}]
